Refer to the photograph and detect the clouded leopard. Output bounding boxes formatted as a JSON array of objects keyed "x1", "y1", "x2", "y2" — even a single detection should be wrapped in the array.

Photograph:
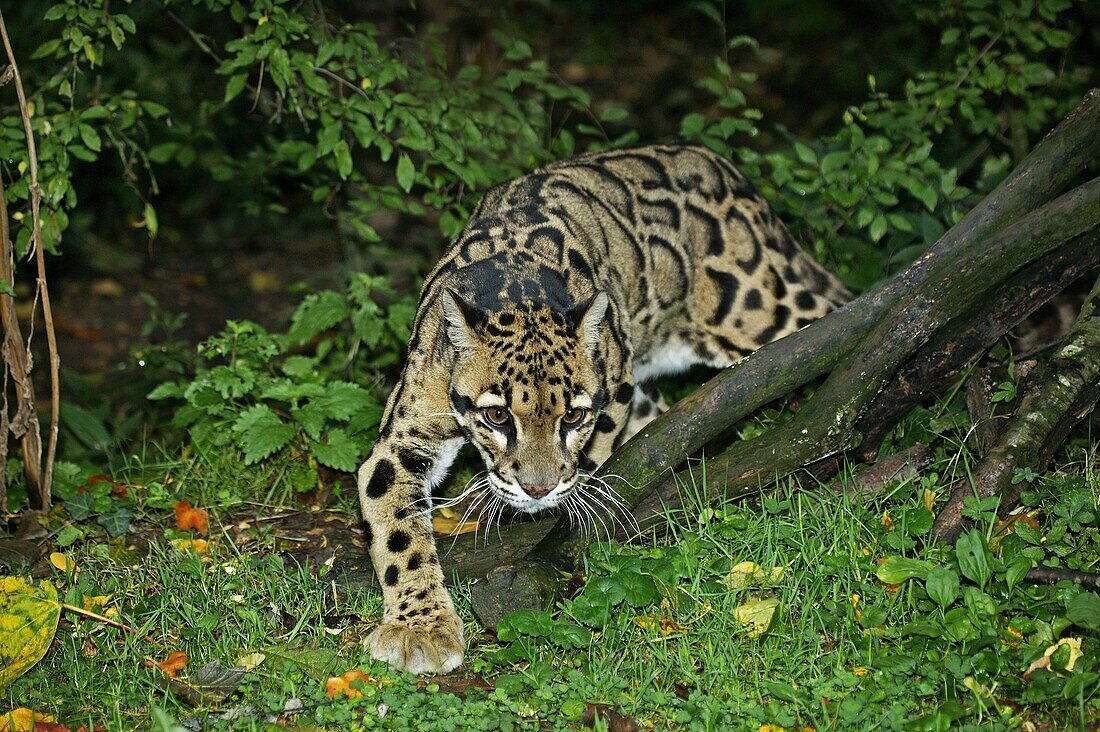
[{"x1": 357, "y1": 142, "x2": 850, "y2": 672}]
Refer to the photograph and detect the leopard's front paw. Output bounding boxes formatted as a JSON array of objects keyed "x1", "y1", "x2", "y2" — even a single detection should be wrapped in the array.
[{"x1": 367, "y1": 611, "x2": 464, "y2": 674}]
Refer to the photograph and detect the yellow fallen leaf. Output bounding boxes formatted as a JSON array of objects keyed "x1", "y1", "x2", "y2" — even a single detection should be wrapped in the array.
[
  {"x1": 1024, "y1": 636, "x2": 1083, "y2": 677},
  {"x1": 0, "y1": 577, "x2": 61, "y2": 691},
  {"x1": 237, "y1": 652, "x2": 266, "y2": 671},
  {"x1": 48, "y1": 553, "x2": 78, "y2": 577},
  {"x1": 170, "y1": 538, "x2": 210, "y2": 555},
  {"x1": 0, "y1": 707, "x2": 53, "y2": 732},
  {"x1": 853, "y1": 667, "x2": 868, "y2": 677},
  {"x1": 432, "y1": 514, "x2": 480, "y2": 536},
  {"x1": 1046, "y1": 637, "x2": 1082, "y2": 672},
  {"x1": 921, "y1": 489, "x2": 937, "y2": 512},
  {"x1": 632, "y1": 615, "x2": 685, "y2": 636},
  {"x1": 733, "y1": 597, "x2": 780, "y2": 637},
  {"x1": 756, "y1": 725, "x2": 788, "y2": 732},
  {"x1": 720, "y1": 561, "x2": 786, "y2": 590},
  {"x1": 880, "y1": 511, "x2": 894, "y2": 530}
]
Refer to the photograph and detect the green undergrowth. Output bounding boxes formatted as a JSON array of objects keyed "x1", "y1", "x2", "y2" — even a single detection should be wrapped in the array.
[{"x1": 6, "y1": 425, "x2": 1099, "y2": 730}]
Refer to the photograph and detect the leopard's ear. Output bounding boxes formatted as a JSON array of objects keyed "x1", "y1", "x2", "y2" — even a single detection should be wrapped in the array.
[
  {"x1": 570, "y1": 291, "x2": 609, "y2": 352},
  {"x1": 440, "y1": 289, "x2": 485, "y2": 352}
]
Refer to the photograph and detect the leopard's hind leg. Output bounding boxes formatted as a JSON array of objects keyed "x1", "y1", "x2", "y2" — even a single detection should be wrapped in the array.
[{"x1": 620, "y1": 383, "x2": 670, "y2": 442}]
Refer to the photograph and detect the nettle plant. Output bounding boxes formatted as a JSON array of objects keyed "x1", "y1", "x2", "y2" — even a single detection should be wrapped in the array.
[{"x1": 150, "y1": 275, "x2": 413, "y2": 484}]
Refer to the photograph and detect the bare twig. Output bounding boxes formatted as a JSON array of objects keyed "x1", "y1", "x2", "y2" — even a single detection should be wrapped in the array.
[
  {"x1": 0, "y1": 9, "x2": 60, "y2": 507},
  {"x1": 1024, "y1": 567, "x2": 1100, "y2": 591},
  {"x1": 61, "y1": 602, "x2": 164, "y2": 648}
]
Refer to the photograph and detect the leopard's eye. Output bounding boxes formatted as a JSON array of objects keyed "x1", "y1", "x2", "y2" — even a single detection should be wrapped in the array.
[
  {"x1": 561, "y1": 408, "x2": 588, "y2": 426},
  {"x1": 482, "y1": 407, "x2": 511, "y2": 427}
]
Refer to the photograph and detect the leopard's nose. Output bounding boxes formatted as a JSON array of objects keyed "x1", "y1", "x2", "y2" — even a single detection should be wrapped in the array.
[{"x1": 520, "y1": 483, "x2": 553, "y2": 499}]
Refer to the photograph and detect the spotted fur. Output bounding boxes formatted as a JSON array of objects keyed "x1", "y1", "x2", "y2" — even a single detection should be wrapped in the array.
[{"x1": 357, "y1": 142, "x2": 849, "y2": 672}]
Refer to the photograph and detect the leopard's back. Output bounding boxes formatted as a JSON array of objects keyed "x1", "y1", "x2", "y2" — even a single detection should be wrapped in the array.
[{"x1": 425, "y1": 142, "x2": 849, "y2": 378}]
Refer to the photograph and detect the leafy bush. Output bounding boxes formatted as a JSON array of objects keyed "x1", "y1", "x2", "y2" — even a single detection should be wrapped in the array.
[
  {"x1": 681, "y1": 0, "x2": 1091, "y2": 288},
  {"x1": 149, "y1": 275, "x2": 411, "y2": 480}
]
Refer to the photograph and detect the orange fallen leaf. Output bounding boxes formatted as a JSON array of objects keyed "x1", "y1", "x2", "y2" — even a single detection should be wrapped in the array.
[
  {"x1": 79, "y1": 475, "x2": 127, "y2": 498},
  {"x1": 325, "y1": 669, "x2": 389, "y2": 698},
  {"x1": 174, "y1": 500, "x2": 209, "y2": 535},
  {"x1": 153, "y1": 650, "x2": 189, "y2": 679}
]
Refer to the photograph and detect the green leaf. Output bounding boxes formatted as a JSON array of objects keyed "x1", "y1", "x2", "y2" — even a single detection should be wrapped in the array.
[
  {"x1": 56, "y1": 525, "x2": 84, "y2": 548},
  {"x1": 309, "y1": 429, "x2": 361, "y2": 472},
  {"x1": 962, "y1": 586, "x2": 997, "y2": 617},
  {"x1": 1005, "y1": 557, "x2": 1033, "y2": 592},
  {"x1": 497, "y1": 609, "x2": 554, "y2": 641},
  {"x1": 955, "y1": 529, "x2": 993, "y2": 588},
  {"x1": 819, "y1": 150, "x2": 849, "y2": 175},
  {"x1": 97, "y1": 508, "x2": 134, "y2": 538},
  {"x1": 680, "y1": 113, "x2": 708, "y2": 137},
  {"x1": 902, "y1": 177, "x2": 938, "y2": 212},
  {"x1": 64, "y1": 493, "x2": 95, "y2": 522},
  {"x1": 619, "y1": 572, "x2": 659, "y2": 607},
  {"x1": 925, "y1": 567, "x2": 959, "y2": 609},
  {"x1": 0, "y1": 577, "x2": 60, "y2": 691},
  {"x1": 141, "y1": 102, "x2": 169, "y2": 118},
  {"x1": 61, "y1": 401, "x2": 112, "y2": 453},
  {"x1": 232, "y1": 404, "x2": 295, "y2": 464},
  {"x1": 333, "y1": 140, "x2": 353, "y2": 179},
  {"x1": 311, "y1": 382, "x2": 373, "y2": 421},
  {"x1": 147, "y1": 382, "x2": 185, "y2": 401},
  {"x1": 78, "y1": 124, "x2": 102, "y2": 153},
  {"x1": 144, "y1": 202, "x2": 159, "y2": 238},
  {"x1": 1066, "y1": 592, "x2": 1100, "y2": 631},
  {"x1": 793, "y1": 141, "x2": 816, "y2": 164},
  {"x1": 224, "y1": 73, "x2": 249, "y2": 103},
  {"x1": 288, "y1": 290, "x2": 350, "y2": 343},
  {"x1": 875, "y1": 556, "x2": 933, "y2": 584},
  {"x1": 0, "y1": 280, "x2": 15, "y2": 297},
  {"x1": 396, "y1": 153, "x2": 415, "y2": 192}
]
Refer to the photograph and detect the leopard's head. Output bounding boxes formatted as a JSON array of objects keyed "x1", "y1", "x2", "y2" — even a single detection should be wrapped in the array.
[{"x1": 441, "y1": 290, "x2": 609, "y2": 513}]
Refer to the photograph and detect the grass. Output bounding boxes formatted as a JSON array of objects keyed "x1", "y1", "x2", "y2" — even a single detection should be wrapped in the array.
[{"x1": 4, "y1": 425, "x2": 1100, "y2": 731}]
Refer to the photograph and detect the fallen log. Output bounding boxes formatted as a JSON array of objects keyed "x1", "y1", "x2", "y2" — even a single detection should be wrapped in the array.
[{"x1": 467, "y1": 90, "x2": 1100, "y2": 627}]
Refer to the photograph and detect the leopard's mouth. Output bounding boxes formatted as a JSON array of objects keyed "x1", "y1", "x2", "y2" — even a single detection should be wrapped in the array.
[{"x1": 488, "y1": 471, "x2": 575, "y2": 513}]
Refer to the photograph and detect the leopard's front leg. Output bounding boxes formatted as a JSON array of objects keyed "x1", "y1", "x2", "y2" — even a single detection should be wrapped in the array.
[{"x1": 358, "y1": 390, "x2": 465, "y2": 674}]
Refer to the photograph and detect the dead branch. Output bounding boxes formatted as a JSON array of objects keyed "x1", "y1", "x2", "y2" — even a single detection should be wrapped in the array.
[
  {"x1": 933, "y1": 272, "x2": 1100, "y2": 543},
  {"x1": 0, "y1": 9, "x2": 60, "y2": 508}
]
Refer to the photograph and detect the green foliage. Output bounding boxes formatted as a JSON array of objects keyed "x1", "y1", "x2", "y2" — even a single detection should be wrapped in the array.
[
  {"x1": 682, "y1": 0, "x2": 1091, "y2": 287},
  {"x1": 149, "y1": 275, "x2": 409, "y2": 475},
  {"x1": 4, "y1": 0, "x2": 596, "y2": 253},
  {"x1": 0, "y1": 0, "x2": 164, "y2": 254}
]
